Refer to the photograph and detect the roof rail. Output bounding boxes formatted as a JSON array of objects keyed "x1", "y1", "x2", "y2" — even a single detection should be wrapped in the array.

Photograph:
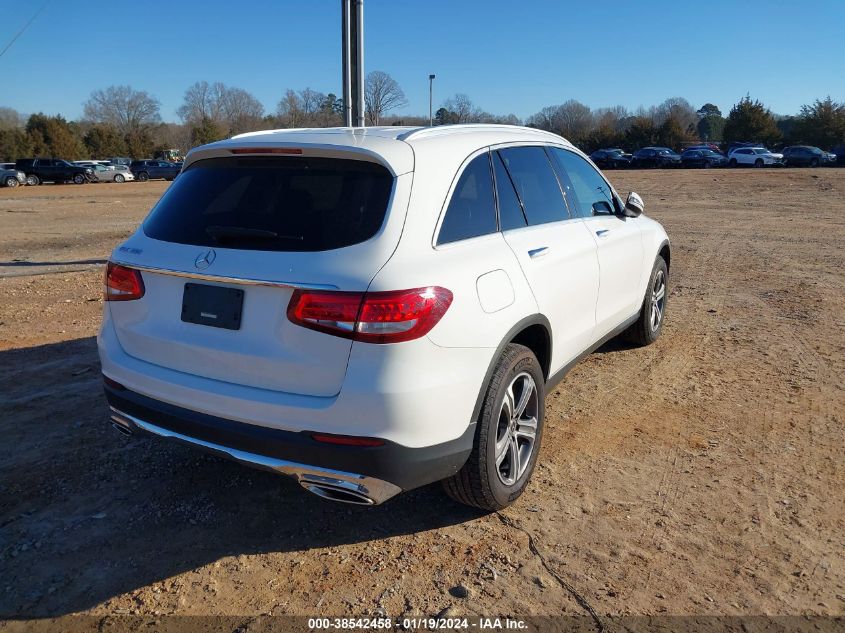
[
  {"x1": 231, "y1": 128, "x2": 314, "y2": 139},
  {"x1": 397, "y1": 124, "x2": 564, "y2": 143}
]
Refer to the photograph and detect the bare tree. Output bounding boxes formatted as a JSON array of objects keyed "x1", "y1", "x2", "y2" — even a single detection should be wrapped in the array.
[
  {"x1": 0, "y1": 106, "x2": 25, "y2": 130},
  {"x1": 299, "y1": 88, "x2": 325, "y2": 120},
  {"x1": 364, "y1": 71, "x2": 407, "y2": 125},
  {"x1": 178, "y1": 81, "x2": 265, "y2": 136},
  {"x1": 83, "y1": 85, "x2": 160, "y2": 136},
  {"x1": 276, "y1": 89, "x2": 305, "y2": 128},
  {"x1": 655, "y1": 97, "x2": 698, "y2": 132},
  {"x1": 276, "y1": 88, "x2": 327, "y2": 128},
  {"x1": 177, "y1": 81, "x2": 218, "y2": 124},
  {"x1": 222, "y1": 87, "x2": 265, "y2": 135},
  {"x1": 440, "y1": 93, "x2": 484, "y2": 123},
  {"x1": 553, "y1": 100, "x2": 593, "y2": 141},
  {"x1": 527, "y1": 100, "x2": 592, "y2": 143}
]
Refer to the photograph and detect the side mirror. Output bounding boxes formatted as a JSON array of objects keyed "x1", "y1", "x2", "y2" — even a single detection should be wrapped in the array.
[{"x1": 624, "y1": 192, "x2": 644, "y2": 217}]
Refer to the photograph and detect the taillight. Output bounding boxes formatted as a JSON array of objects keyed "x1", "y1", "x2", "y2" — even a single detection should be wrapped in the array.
[
  {"x1": 104, "y1": 262, "x2": 145, "y2": 301},
  {"x1": 287, "y1": 286, "x2": 453, "y2": 344}
]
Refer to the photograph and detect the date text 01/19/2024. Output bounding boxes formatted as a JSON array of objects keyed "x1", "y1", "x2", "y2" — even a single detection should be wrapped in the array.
[{"x1": 307, "y1": 617, "x2": 528, "y2": 630}]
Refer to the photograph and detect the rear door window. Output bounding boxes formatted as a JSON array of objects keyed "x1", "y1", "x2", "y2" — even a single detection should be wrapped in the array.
[
  {"x1": 143, "y1": 156, "x2": 394, "y2": 252},
  {"x1": 497, "y1": 146, "x2": 569, "y2": 226},
  {"x1": 437, "y1": 153, "x2": 497, "y2": 245},
  {"x1": 492, "y1": 152, "x2": 527, "y2": 231}
]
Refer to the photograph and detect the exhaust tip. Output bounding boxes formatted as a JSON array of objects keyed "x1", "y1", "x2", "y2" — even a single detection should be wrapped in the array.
[
  {"x1": 110, "y1": 419, "x2": 133, "y2": 437},
  {"x1": 301, "y1": 482, "x2": 375, "y2": 506}
]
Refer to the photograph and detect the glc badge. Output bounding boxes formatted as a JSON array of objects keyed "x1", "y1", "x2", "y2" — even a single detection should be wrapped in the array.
[{"x1": 194, "y1": 249, "x2": 216, "y2": 270}]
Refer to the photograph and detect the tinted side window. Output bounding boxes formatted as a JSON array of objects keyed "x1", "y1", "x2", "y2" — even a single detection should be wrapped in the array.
[
  {"x1": 550, "y1": 148, "x2": 616, "y2": 218},
  {"x1": 498, "y1": 146, "x2": 569, "y2": 226},
  {"x1": 492, "y1": 152, "x2": 527, "y2": 231},
  {"x1": 437, "y1": 153, "x2": 497, "y2": 245}
]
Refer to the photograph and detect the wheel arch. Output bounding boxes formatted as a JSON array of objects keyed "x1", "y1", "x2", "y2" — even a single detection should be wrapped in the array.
[
  {"x1": 469, "y1": 315, "x2": 552, "y2": 425},
  {"x1": 658, "y1": 239, "x2": 670, "y2": 270}
]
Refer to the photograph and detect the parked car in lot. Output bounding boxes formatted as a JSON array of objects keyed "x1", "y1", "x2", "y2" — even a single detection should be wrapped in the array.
[
  {"x1": 631, "y1": 147, "x2": 682, "y2": 168},
  {"x1": 1, "y1": 166, "x2": 26, "y2": 187},
  {"x1": 130, "y1": 159, "x2": 181, "y2": 181},
  {"x1": 108, "y1": 157, "x2": 133, "y2": 168},
  {"x1": 74, "y1": 160, "x2": 110, "y2": 168},
  {"x1": 589, "y1": 148, "x2": 632, "y2": 169},
  {"x1": 832, "y1": 145, "x2": 845, "y2": 166},
  {"x1": 683, "y1": 143, "x2": 722, "y2": 153},
  {"x1": 727, "y1": 147, "x2": 783, "y2": 167},
  {"x1": 100, "y1": 125, "x2": 670, "y2": 509},
  {"x1": 89, "y1": 164, "x2": 135, "y2": 183},
  {"x1": 15, "y1": 158, "x2": 93, "y2": 185},
  {"x1": 781, "y1": 145, "x2": 837, "y2": 167},
  {"x1": 680, "y1": 148, "x2": 728, "y2": 168}
]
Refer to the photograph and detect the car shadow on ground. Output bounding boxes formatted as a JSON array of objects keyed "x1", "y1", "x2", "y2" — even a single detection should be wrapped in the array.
[
  {"x1": 592, "y1": 336, "x2": 639, "y2": 355},
  {"x1": 0, "y1": 337, "x2": 487, "y2": 618}
]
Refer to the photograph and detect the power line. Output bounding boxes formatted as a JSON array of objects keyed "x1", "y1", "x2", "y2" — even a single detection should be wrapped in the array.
[{"x1": 0, "y1": 0, "x2": 50, "y2": 60}]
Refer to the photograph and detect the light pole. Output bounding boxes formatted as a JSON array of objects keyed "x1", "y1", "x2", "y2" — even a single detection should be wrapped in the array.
[{"x1": 429, "y1": 74, "x2": 436, "y2": 126}]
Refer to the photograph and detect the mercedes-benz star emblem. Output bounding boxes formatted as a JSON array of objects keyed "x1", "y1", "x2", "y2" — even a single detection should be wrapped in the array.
[{"x1": 194, "y1": 249, "x2": 216, "y2": 270}]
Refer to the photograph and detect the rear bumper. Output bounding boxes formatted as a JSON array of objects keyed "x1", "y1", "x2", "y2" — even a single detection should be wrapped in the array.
[{"x1": 104, "y1": 384, "x2": 474, "y2": 500}]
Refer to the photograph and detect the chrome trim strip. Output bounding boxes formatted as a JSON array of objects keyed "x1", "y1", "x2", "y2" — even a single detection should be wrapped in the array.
[
  {"x1": 108, "y1": 407, "x2": 402, "y2": 504},
  {"x1": 110, "y1": 261, "x2": 337, "y2": 290}
]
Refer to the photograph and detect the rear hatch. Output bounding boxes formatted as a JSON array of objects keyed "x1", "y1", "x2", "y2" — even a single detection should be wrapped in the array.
[{"x1": 108, "y1": 152, "x2": 408, "y2": 397}]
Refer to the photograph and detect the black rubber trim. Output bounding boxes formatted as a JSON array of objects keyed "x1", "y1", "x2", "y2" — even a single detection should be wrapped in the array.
[
  {"x1": 468, "y1": 314, "x2": 552, "y2": 424},
  {"x1": 104, "y1": 386, "x2": 474, "y2": 492},
  {"x1": 657, "y1": 238, "x2": 670, "y2": 267},
  {"x1": 546, "y1": 312, "x2": 639, "y2": 390}
]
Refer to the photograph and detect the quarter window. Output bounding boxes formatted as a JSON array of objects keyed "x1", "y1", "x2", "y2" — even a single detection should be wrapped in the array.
[
  {"x1": 497, "y1": 146, "x2": 569, "y2": 226},
  {"x1": 437, "y1": 153, "x2": 497, "y2": 245},
  {"x1": 550, "y1": 147, "x2": 616, "y2": 218}
]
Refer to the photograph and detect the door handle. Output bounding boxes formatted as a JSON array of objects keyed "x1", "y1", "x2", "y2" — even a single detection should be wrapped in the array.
[
  {"x1": 528, "y1": 247, "x2": 549, "y2": 259},
  {"x1": 595, "y1": 229, "x2": 610, "y2": 237}
]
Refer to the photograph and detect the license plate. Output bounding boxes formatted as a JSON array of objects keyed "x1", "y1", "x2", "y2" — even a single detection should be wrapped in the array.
[{"x1": 181, "y1": 283, "x2": 244, "y2": 330}]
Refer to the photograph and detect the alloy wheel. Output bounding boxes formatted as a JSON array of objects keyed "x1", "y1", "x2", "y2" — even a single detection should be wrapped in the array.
[
  {"x1": 650, "y1": 270, "x2": 666, "y2": 332},
  {"x1": 495, "y1": 372, "x2": 539, "y2": 486}
]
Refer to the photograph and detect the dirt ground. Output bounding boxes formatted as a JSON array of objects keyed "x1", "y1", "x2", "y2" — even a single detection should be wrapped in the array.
[{"x1": 1, "y1": 169, "x2": 843, "y2": 624}]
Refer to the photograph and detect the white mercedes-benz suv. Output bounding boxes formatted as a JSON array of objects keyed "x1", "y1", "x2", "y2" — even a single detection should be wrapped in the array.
[{"x1": 99, "y1": 125, "x2": 670, "y2": 510}]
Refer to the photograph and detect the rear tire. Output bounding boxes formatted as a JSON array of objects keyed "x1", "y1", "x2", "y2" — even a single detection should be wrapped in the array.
[
  {"x1": 114, "y1": 173, "x2": 125, "y2": 183},
  {"x1": 138, "y1": 171, "x2": 149, "y2": 182},
  {"x1": 26, "y1": 174, "x2": 40, "y2": 186},
  {"x1": 73, "y1": 173, "x2": 86, "y2": 184},
  {"x1": 5, "y1": 176, "x2": 18, "y2": 187},
  {"x1": 623, "y1": 256, "x2": 668, "y2": 347},
  {"x1": 810, "y1": 158, "x2": 819, "y2": 167},
  {"x1": 442, "y1": 344, "x2": 545, "y2": 510}
]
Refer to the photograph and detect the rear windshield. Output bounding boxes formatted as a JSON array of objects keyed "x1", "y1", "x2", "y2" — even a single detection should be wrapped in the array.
[{"x1": 143, "y1": 156, "x2": 393, "y2": 252}]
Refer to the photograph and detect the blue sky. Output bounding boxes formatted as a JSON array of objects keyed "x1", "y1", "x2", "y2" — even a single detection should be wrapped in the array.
[{"x1": 2, "y1": 0, "x2": 843, "y2": 122}]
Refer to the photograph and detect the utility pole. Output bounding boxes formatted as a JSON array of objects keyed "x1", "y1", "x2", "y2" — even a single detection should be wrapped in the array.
[
  {"x1": 342, "y1": 0, "x2": 365, "y2": 127},
  {"x1": 429, "y1": 74, "x2": 436, "y2": 126}
]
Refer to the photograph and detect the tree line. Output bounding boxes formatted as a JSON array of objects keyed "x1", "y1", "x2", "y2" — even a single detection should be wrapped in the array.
[{"x1": 1, "y1": 70, "x2": 843, "y2": 161}]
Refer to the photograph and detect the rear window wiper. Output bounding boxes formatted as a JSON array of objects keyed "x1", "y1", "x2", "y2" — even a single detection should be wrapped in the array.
[{"x1": 205, "y1": 225, "x2": 304, "y2": 242}]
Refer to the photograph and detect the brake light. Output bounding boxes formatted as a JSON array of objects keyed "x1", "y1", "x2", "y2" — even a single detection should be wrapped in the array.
[
  {"x1": 229, "y1": 147, "x2": 303, "y2": 155},
  {"x1": 104, "y1": 262, "x2": 145, "y2": 301},
  {"x1": 287, "y1": 286, "x2": 453, "y2": 344}
]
